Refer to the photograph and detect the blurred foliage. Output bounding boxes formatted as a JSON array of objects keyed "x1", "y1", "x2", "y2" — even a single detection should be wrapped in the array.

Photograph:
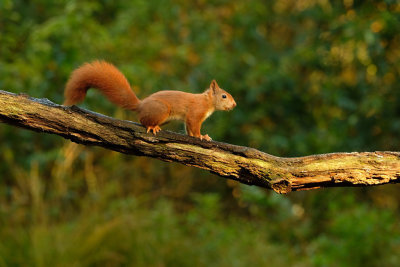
[{"x1": 1, "y1": 0, "x2": 400, "y2": 266}]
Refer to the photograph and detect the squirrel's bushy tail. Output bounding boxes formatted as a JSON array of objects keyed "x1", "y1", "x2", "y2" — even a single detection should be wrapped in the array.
[{"x1": 64, "y1": 60, "x2": 140, "y2": 110}]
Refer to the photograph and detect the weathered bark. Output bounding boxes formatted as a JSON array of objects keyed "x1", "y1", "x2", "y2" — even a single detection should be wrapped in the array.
[{"x1": 1, "y1": 90, "x2": 399, "y2": 193}]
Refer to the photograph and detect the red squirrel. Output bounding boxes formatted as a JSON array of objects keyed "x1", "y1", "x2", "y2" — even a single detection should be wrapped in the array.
[{"x1": 63, "y1": 60, "x2": 236, "y2": 141}]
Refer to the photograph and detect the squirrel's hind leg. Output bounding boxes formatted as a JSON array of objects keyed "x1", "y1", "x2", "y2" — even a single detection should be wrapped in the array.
[{"x1": 138, "y1": 100, "x2": 170, "y2": 135}]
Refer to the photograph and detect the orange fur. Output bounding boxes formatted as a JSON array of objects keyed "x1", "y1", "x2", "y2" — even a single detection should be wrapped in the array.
[
  {"x1": 64, "y1": 61, "x2": 140, "y2": 110},
  {"x1": 64, "y1": 61, "x2": 236, "y2": 140}
]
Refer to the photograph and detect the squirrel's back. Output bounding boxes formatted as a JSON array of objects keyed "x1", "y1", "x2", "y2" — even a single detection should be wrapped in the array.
[{"x1": 64, "y1": 60, "x2": 140, "y2": 110}]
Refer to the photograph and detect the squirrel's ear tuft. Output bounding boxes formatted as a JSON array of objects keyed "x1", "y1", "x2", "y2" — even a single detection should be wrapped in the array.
[{"x1": 210, "y1": 80, "x2": 218, "y2": 93}]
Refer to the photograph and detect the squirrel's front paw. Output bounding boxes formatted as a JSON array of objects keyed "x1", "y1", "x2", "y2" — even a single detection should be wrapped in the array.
[{"x1": 200, "y1": 134, "x2": 212, "y2": 141}]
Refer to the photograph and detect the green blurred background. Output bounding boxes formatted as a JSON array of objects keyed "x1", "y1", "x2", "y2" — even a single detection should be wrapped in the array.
[{"x1": 1, "y1": 0, "x2": 400, "y2": 266}]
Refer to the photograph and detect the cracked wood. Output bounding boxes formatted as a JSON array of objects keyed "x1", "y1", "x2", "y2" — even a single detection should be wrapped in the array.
[{"x1": 1, "y1": 90, "x2": 400, "y2": 193}]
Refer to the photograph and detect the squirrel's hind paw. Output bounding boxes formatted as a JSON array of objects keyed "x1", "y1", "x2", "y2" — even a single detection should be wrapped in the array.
[{"x1": 146, "y1": 125, "x2": 161, "y2": 135}]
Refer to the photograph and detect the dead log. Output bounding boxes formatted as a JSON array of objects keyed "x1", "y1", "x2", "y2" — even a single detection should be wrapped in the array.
[{"x1": 1, "y1": 90, "x2": 399, "y2": 193}]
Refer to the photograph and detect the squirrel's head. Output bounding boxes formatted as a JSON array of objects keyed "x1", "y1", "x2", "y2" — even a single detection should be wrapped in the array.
[{"x1": 208, "y1": 80, "x2": 236, "y2": 111}]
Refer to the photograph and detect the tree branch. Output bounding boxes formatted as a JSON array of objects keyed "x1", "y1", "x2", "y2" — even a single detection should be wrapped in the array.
[{"x1": 1, "y1": 90, "x2": 399, "y2": 193}]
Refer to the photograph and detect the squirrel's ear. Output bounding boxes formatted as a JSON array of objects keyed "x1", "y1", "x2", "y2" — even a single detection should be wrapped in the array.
[{"x1": 210, "y1": 80, "x2": 218, "y2": 93}]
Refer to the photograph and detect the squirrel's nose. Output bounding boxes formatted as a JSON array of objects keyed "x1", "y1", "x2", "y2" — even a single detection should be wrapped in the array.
[{"x1": 232, "y1": 101, "x2": 236, "y2": 108}]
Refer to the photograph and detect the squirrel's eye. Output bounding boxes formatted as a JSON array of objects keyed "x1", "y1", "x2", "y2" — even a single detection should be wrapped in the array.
[{"x1": 222, "y1": 94, "x2": 227, "y2": 99}]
